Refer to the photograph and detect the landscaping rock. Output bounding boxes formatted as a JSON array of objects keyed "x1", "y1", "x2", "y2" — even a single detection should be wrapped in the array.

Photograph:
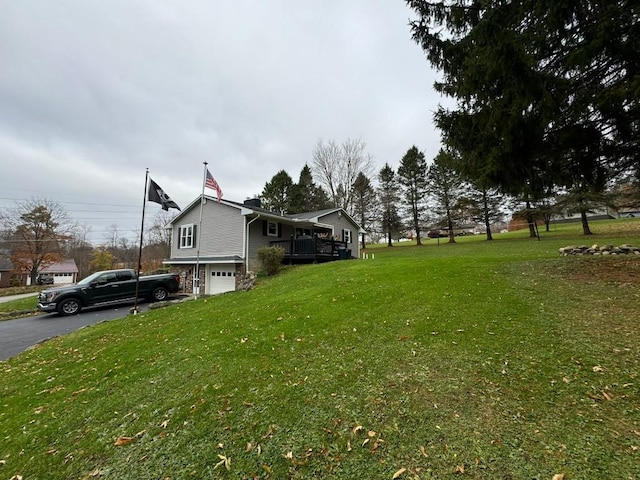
[
  {"x1": 559, "y1": 243, "x2": 640, "y2": 256},
  {"x1": 240, "y1": 271, "x2": 257, "y2": 291}
]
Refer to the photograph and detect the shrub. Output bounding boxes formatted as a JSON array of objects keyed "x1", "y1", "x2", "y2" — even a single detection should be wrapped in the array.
[{"x1": 257, "y1": 246, "x2": 285, "y2": 276}]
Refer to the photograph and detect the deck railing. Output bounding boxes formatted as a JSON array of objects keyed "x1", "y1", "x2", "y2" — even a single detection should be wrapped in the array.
[{"x1": 269, "y1": 237, "x2": 348, "y2": 258}]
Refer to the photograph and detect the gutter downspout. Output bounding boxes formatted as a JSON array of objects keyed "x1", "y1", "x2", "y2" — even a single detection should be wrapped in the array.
[{"x1": 244, "y1": 214, "x2": 261, "y2": 274}]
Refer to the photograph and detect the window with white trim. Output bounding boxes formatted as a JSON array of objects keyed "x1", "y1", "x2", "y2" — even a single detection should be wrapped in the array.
[
  {"x1": 179, "y1": 224, "x2": 195, "y2": 248},
  {"x1": 343, "y1": 229, "x2": 352, "y2": 244},
  {"x1": 267, "y1": 221, "x2": 278, "y2": 237}
]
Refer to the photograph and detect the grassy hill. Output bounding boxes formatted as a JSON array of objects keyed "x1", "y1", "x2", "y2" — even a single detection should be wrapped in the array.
[{"x1": 1, "y1": 219, "x2": 639, "y2": 479}]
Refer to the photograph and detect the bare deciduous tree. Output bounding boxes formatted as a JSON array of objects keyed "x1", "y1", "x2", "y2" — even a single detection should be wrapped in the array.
[{"x1": 312, "y1": 138, "x2": 374, "y2": 214}]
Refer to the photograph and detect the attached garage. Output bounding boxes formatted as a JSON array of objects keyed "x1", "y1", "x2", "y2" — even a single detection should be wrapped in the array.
[
  {"x1": 164, "y1": 256, "x2": 243, "y2": 296},
  {"x1": 206, "y1": 264, "x2": 237, "y2": 295}
]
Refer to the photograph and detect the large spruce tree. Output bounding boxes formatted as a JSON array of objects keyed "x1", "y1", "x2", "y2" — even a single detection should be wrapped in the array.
[
  {"x1": 288, "y1": 164, "x2": 330, "y2": 214},
  {"x1": 426, "y1": 150, "x2": 467, "y2": 244},
  {"x1": 406, "y1": 1, "x2": 639, "y2": 234},
  {"x1": 351, "y1": 172, "x2": 377, "y2": 249},
  {"x1": 261, "y1": 170, "x2": 294, "y2": 213},
  {"x1": 398, "y1": 146, "x2": 428, "y2": 245},
  {"x1": 377, "y1": 163, "x2": 403, "y2": 247}
]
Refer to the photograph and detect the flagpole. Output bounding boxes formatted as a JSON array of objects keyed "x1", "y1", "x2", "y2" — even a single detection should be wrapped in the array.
[
  {"x1": 133, "y1": 168, "x2": 149, "y2": 314},
  {"x1": 194, "y1": 161, "x2": 207, "y2": 298}
]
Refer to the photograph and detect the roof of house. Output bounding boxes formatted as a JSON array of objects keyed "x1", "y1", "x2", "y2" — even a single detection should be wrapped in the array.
[
  {"x1": 0, "y1": 257, "x2": 12, "y2": 271},
  {"x1": 170, "y1": 195, "x2": 364, "y2": 231},
  {"x1": 39, "y1": 259, "x2": 79, "y2": 274}
]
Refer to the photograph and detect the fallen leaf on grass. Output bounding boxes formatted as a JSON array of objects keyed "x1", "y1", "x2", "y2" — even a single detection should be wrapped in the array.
[
  {"x1": 352, "y1": 425, "x2": 363, "y2": 434},
  {"x1": 420, "y1": 445, "x2": 427, "y2": 457},
  {"x1": 392, "y1": 467, "x2": 406, "y2": 479},
  {"x1": 454, "y1": 464, "x2": 465, "y2": 474},
  {"x1": 80, "y1": 469, "x2": 102, "y2": 479},
  {"x1": 552, "y1": 474, "x2": 565, "y2": 480},
  {"x1": 214, "y1": 454, "x2": 231, "y2": 471},
  {"x1": 114, "y1": 437, "x2": 134, "y2": 446},
  {"x1": 160, "y1": 419, "x2": 170, "y2": 428},
  {"x1": 602, "y1": 391, "x2": 613, "y2": 401},
  {"x1": 592, "y1": 365, "x2": 605, "y2": 372}
]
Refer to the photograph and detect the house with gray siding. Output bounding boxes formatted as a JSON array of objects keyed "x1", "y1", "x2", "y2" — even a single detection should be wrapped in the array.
[{"x1": 164, "y1": 196, "x2": 363, "y2": 295}]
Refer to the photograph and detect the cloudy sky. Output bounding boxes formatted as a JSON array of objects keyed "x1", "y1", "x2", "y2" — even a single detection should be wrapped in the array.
[{"x1": 1, "y1": 0, "x2": 446, "y2": 244}]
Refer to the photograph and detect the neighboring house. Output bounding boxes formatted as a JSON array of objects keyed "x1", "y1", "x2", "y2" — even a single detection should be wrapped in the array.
[
  {"x1": 25, "y1": 260, "x2": 79, "y2": 286},
  {"x1": 165, "y1": 196, "x2": 363, "y2": 295},
  {"x1": 0, "y1": 257, "x2": 13, "y2": 288},
  {"x1": 618, "y1": 208, "x2": 640, "y2": 218},
  {"x1": 550, "y1": 206, "x2": 618, "y2": 224}
]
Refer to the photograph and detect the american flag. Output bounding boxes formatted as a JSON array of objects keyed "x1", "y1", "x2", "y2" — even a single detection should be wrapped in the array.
[{"x1": 204, "y1": 169, "x2": 223, "y2": 203}]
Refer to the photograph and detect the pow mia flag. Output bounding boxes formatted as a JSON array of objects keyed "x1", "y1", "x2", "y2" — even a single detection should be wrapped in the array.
[{"x1": 148, "y1": 178, "x2": 181, "y2": 211}]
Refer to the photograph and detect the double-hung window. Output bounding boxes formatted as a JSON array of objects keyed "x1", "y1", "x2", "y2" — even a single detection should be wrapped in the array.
[
  {"x1": 267, "y1": 221, "x2": 278, "y2": 237},
  {"x1": 179, "y1": 224, "x2": 196, "y2": 249},
  {"x1": 342, "y1": 229, "x2": 352, "y2": 244}
]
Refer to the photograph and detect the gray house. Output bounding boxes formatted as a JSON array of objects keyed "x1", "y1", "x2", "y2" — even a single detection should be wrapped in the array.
[{"x1": 164, "y1": 196, "x2": 363, "y2": 295}]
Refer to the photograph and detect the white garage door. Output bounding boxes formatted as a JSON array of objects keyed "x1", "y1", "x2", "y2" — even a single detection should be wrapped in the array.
[{"x1": 207, "y1": 265, "x2": 236, "y2": 294}]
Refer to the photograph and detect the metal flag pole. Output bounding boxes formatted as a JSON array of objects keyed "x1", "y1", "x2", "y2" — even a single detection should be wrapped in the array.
[
  {"x1": 133, "y1": 168, "x2": 149, "y2": 314},
  {"x1": 193, "y1": 161, "x2": 207, "y2": 298}
]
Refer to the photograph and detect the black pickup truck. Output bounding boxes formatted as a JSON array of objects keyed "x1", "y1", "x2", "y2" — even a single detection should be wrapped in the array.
[{"x1": 37, "y1": 269, "x2": 181, "y2": 316}]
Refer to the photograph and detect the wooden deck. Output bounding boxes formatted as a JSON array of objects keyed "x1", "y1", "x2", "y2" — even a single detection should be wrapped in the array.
[{"x1": 270, "y1": 237, "x2": 351, "y2": 263}]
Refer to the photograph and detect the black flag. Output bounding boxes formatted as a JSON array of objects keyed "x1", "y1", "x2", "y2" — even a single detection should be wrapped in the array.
[{"x1": 148, "y1": 178, "x2": 181, "y2": 211}]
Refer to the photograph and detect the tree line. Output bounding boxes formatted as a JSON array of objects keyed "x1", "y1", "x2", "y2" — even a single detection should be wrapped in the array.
[{"x1": 261, "y1": 139, "x2": 514, "y2": 247}]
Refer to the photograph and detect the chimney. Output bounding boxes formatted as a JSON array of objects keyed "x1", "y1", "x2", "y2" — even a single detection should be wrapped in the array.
[{"x1": 244, "y1": 198, "x2": 261, "y2": 208}]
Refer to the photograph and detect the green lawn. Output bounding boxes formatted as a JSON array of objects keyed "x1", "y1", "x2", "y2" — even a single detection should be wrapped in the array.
[
  {"x1": 0, "y1": 295, "x2": 38, "y2": 320},
  {"x1": 1, "y1": 219, "x2": 639, "y2": 479}
]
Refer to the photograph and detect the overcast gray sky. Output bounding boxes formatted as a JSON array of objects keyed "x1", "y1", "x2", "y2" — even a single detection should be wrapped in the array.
[{"x1": 0, "y1": 0, "x2": 445, "y2": 243}]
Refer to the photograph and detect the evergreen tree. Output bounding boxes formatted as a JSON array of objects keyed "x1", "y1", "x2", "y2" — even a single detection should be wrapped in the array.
[
  {"x1": 261, "y1": 170, "x2": 294, "y2": 213},
  {"x1": 398, "y1": 146, "x2": 428, "y2": 245},
  {"x1": 426, "y1": 150, "x2": 466, "y2": 244},
  {"x1": 377, "y1": 163, "x2": 402, "y2": 247},
  {"x1": 466, "y1": 183, "x2": 506, "y2": 241},
  {"x1": 289, "y1": 164, "x2": 330, "y2": 213},
  {"x1": 351, "y1": 172, "x2": 377, "y2": 249},
  {"x1": 406, "y1": 1, "x2": 639, "y2": 234}
]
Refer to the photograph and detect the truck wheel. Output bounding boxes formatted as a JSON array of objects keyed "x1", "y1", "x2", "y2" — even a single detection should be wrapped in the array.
[
  {"x1": 151, "y1": 287, "x2": 168, "y2": 302},
  {"x1": 57, "y1": 298, "x2": 81, "y2": 316}
]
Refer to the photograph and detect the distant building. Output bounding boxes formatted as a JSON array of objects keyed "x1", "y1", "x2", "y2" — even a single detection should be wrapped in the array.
[
  {"x1": 0, "y1": 257, "x2": 13, "y2": 288},
  {"x1": 25, "y1": 260, "x2": 79, "y2": 286}
]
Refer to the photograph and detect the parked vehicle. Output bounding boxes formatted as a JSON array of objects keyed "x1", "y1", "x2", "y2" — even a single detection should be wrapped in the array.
[
  {"x1": 37, "y1": 269, "x2": 181, "y2": 316},
  {"x1": 36, "y1": 275, "x2": 54, "y2": 285}
]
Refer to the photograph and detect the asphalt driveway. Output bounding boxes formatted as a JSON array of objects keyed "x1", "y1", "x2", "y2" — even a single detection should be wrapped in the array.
[{"x1": 0, "y1": 301, "x2": 145, "y2": 361}]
